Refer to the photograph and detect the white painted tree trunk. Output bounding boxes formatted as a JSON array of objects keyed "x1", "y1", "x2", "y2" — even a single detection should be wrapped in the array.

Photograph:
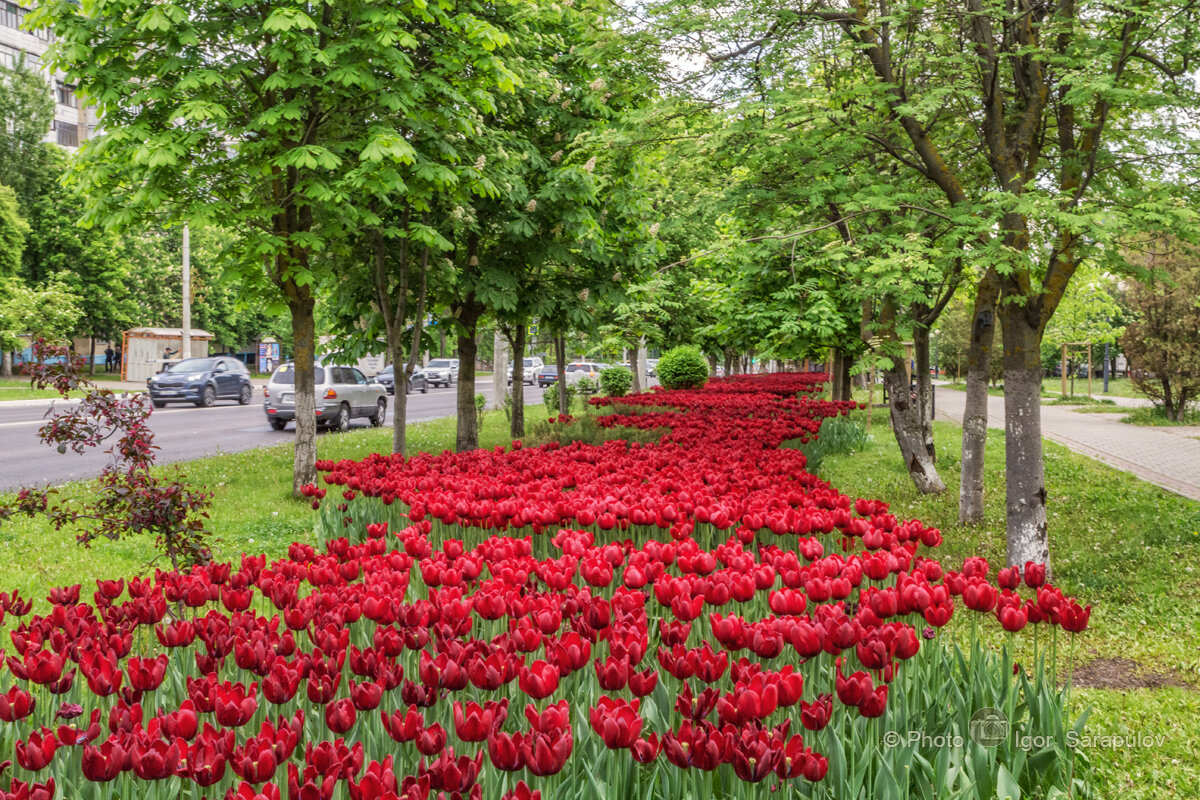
[{"x1": 492, "y1": 329, "x2": 508, "y2": 410}]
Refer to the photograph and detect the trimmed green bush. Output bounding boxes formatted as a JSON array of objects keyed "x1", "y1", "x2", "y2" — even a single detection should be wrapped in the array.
[
  {"x1": 656, "y1": 345, "x2": 710, "y2": 390},
  {"x1": 599, "y1": 366, "x2": 633, "y2": 397}
]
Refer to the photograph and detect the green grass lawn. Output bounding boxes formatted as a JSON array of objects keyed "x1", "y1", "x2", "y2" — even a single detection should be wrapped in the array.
[
  {"x1": 0, "y1": 377, "x2": 83, "y2": 402},
  {"x1": 1043, "y1": 375, "x2": 1145, "y2": 400},
  {"x1": 820, "y1": 406, "x2": 1200, "y2": 799},
  {"x1": 0, "y1": 404, "x2": 550, "y2": 602}
]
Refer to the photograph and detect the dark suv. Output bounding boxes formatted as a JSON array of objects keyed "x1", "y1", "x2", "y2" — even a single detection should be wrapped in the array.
[{"x1": 147, "y1": 357, "x2": 253, "y2": 408}]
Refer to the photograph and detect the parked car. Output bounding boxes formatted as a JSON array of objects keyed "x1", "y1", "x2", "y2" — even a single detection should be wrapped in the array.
[
  {"x1": 536, "y1": 365, "x2": 559, "y2": 388},
  {"x1": 646, "y1": 359, "x2": 659, "y2": 377},
  {"x1": 147, "y1": 356, "x2": 253, "y2": 408},
  {"x1": 264, "y1": 362, "x2": 387, "y2": 432},
  {"x1": 565, "y1": 362, "x2": 604, "y2": 384},
  {"x1": 507, "y1": 357, "x2": 546, "y2": 385},
  {"x1": 424, "y1": 358, "x2": 459, "y2": 388},
  {"x1": 375, "y1": 364, "x2": 429, "y2": 395}
]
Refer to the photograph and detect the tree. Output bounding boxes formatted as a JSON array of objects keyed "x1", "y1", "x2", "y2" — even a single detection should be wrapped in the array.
[
  {"x1": 18, "y1": 146, "x2": 135, "y2": 371},
  {"x1": 435, "y1": 0, "x2": 656, "y2": 448},
  {"x1": 0, "y1": 279, "x2": 81, "y2": 359},
  {"x1": 651, "y1": 0, "x2": 1200, "y2": 567},
  {"x1": 36, "y1": 0, "x2": 518, "y2": 494},
  {"x1": 1123, "y1": 236, "x2": 1200, "y2": 422},
  {"x1": 0, "y1": 61, "x2": 54, "y2": 203}
]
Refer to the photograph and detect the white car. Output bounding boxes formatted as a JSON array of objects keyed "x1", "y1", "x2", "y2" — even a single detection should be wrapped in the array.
[
  {"x1": 424, "y1": 358, "x2": 459, "y2": 388},
  {"x1": 264, "y1": 362, "x2": 387, "y2": 432},
  {"x1": 507, "y1": 357, "x2": 546, "y2": 385},
  {"x1": 564, "y1": 362, "x2": 604, "y2": 384}
]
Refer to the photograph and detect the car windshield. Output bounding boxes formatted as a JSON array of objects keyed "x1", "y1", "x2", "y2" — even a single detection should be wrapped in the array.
[
  {"x1": 428, "y1": 360, "x2": 454, "y2": 368},
  {"x1": 271, "y1": 365, "x2": 326, "y2": 385},
  {"x1": 165, "y1": 358, "x2": 215, "y2": 373},
  {"x1": 378, "y1": 366, "x2": 393, "y2": 377},
  {"x1": 567, "y1": 364, "x2": 590, "y2": 372},
  {"x1": 523, "y1": 359, "x2": 538, "y2": 367}
]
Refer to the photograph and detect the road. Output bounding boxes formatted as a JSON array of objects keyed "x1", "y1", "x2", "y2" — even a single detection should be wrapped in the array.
[{"x1": 0, "y1": 378, "x2": 549, "y2": 492}]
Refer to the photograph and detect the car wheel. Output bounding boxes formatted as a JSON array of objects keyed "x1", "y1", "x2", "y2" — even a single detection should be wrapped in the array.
[
  {"x1": 421, "y1": 382, "x2": 428, "y2": 394},
  {"x1": 269, "y1": 417, "x2": 287, "y2": 431},
  {"x1": 152, "y1": 400, "x2": 166, "y2": 409},
  {"x1": 238, "y1": 385, "x2": 252, "y2": 405},
  {"x1": 334, "y1": 403, "x2": 350, "y2": 433},
  {"x1": 196, "y1": 385, "x2": 215, "y2": 407},
  {"x1": 369, "y1": 398, "x2": 386, "y2": 427}
]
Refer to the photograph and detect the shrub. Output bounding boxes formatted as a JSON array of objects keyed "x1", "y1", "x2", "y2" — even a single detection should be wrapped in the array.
[
  {"x1": 656, "y1": 345, "x2": 710, "y2": 390},
  {"x1": 543, "y1": 380, "x2": 577, "y2": 415},
  {"x1": 599, "y1": 366, "x2": 633, "y2": 397}
]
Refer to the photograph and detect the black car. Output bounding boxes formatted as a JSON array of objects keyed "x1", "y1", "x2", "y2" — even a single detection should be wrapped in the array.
[
  {"x1": 536, "y1": 365, "x2": 559, "y2": 388},
  {"x1": 147, "y1": 357, "x2": 253, "y2": 408},
  {"x1": 375, "y1": 364, "x2": 429, "y2": 395}
]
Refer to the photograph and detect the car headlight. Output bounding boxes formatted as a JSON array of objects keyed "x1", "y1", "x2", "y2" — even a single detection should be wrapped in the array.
[{"x1": 188, "y1": 374, "x2": 204, "y2": 382}]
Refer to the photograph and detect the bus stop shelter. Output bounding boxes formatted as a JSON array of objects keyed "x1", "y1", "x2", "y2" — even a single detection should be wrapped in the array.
[{"x1": 121, "y1": 327, "x2": 213, "y2": 383}]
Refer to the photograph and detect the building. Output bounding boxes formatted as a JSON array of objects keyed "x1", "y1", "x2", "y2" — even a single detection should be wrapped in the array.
[{"x1": 0, "y1": 3, "x2": 98, "y2": 148}]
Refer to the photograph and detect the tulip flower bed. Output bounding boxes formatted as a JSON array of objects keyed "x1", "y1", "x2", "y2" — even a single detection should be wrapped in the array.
[{"x1": 0, "y1": 373, "x2": 1092, "y2": 800}]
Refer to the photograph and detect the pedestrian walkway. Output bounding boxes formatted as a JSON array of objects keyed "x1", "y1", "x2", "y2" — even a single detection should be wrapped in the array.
[{"x1": 935, "y1": 386, "x2": 1200, "y2": 502}]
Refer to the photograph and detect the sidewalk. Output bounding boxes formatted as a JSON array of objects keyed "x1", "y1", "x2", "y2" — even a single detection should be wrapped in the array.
[{"x1": 935, "y1": 386, "x2": 1200, "y2": 502}]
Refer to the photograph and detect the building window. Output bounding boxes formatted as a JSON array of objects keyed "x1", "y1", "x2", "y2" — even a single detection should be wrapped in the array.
[
  {"x1": 0, "y1": 3, "x2": 48, "y2": 39},
  {"x1": 56, "y1": 81, "x2": 76, "y2": 108},
  {"x1": 0, "y1": 3, "x2": 20, "y2": 30},
  {"x1": 55, "y1": 120, "x2": 77, "y2": 147}
]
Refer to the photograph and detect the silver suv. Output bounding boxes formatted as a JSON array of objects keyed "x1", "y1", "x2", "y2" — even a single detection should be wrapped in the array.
[
  {"x1": 424, "y1": 358, "x2": 459, "y2": 388},
  {"x1": 264, "y1": 362, "x2": 387, "y2": 432}
]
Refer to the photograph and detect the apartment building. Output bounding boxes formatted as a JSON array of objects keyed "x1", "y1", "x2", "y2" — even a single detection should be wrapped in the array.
[{"x1": 0, "y1": 1, "x2": 97, "y2": 147}]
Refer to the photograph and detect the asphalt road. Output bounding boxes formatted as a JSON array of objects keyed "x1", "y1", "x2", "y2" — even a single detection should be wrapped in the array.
[{"x1": 0, "y1": 378, "x2": 549, "y2": 492}]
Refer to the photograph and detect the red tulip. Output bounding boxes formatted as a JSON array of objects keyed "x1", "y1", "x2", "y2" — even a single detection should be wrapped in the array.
[
  {"x1": 14, "y1": 729, "x2": 57, "y2": 771},
  {"x1": 589, "y1": 697, "x2": 642, "y2": 748},
  {"x1": 381, "y1": 705, "x2": 424, "y2": 744},
  {"x1": 0, "y1": 686, "x2": 35, "y2": 722},
  {"x1": 81, "y1": 739, "x2": 127, "y2": 782},
  {"x1": 414, "y1": 723, "x2": 447, "y2": 757},
  {"x1": 214, "y1": 681, "x2": 258, "y2": 727},
  {"x1": 518, "y1": 660, "x2": 559, "y2": 700},
  {"x1": 127, "y1": 654, "x2": 169, "y2": 693}
]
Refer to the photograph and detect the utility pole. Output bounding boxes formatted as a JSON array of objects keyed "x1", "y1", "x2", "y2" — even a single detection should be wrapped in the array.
[{"x1": 181, "y1": 224, "x2": 192, "y2": 359}]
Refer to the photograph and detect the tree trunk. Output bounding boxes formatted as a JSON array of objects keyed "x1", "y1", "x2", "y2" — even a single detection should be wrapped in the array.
[
  {"x1": 830, "y1": 350, "x2": 840, "y2": 400},
  {"x1": 999, "y1": 309, "x2": 1051, "y2": 570},
  {"x1": 555, "y1": 334, "x2": 569, "y2": 416},
  {"x1": 509, "y1": 324, "x2": 526, "y2": 439},
  {"x1": 838, "y1": 349, "x2": 853, "y2": 401},
  {"x1": 959, "y1": 286, "x2": 998, "y2": 524},
  {"x1": 912, "y1": 329, "x2": 934, "y2": 459},
  {"x1": 723, "y1": 350, "x2": 734, "y2": 377},
  {"x1": 492, "y1": 329, "x2": 508, "y2": 411},
  {"x1": 396, "y1": 245, "x2": 430, "y2": 455},
  {"x1": 286, "y1": 288, "x2": 317, "y2": 495},
  {"x1": 88, "y1": 336, "x2": 96, "y2": 376},
  {"x1": 456, "y1": 325, "x2": 480, "y2": 452},
  {"x1": 884, "y1": 360, "x2": 946, "y2": 494},
  {"x1": 630, "y1": 339, "x2": 642, "y2": 394},
  {"x1": 1161, "y1": 376, "x2": 1176, "y2": 421},
  {"x1": 1, "y1": 349, "x2": 11, "y2": 378}
]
